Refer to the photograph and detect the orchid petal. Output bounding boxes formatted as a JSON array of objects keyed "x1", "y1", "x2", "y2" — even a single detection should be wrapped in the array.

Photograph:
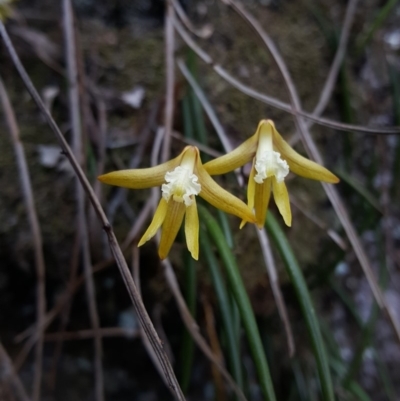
[
  {"x1": 196, "y1": 160, "x2": 255, "y2": 224},
  {"x1": 271, "y1": 124, "x2": 339, "y2": 184},
  {"x1": 240, "y1": 161, "x2": 257, "y2": 229},
  {"x1": 203, "y1": 134, "x2": 258, "y2": 175},
  {"x1": 254, "y1": 178, "x2": 272, "y2": 228},
  {"x1": 185, "y1": 198, "x2": 199, "y2": 260},
  {"x1": 158, "y1": 200, "x2": 186, "y2": 259},
  {"x1": 138, "y1": 198, "x2": 168, "y2": 247},
  {"x1": 98, "y1": 155, "x2": 182, "y2": 189},
  {"x1": 272, "y1": 177, "x2": 292, "y2": 227}
]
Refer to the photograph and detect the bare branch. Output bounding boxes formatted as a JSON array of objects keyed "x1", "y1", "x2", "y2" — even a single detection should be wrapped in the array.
[
  {"x1": 62, "y1": 1, "x2": 104, "y2": 399},
  {"x1": 0, "y1": 342, "x2": 31, "y2": 401},
  {"x1": 0, "y1": 75, "x2": 46, "y2": 401},
  {"x1": 161, "y1": 2, "x2": 176, "y2": 162},
  {"x1": 256, "y1": 229, "x2": 295, "y2": 357}
]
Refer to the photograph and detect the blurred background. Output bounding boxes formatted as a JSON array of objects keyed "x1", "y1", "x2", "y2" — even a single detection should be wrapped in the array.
[{"x1": 1, "y1": 0, "x2": 400, "y2": 400}]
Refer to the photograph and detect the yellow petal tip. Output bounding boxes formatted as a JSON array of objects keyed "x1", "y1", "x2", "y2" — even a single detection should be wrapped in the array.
[
  {"x1": 138, "y1": 237, "x2": 147, "y2": 247},
  {"x1": 97, "y1": 174, "x2": 106, "y2": 182}
]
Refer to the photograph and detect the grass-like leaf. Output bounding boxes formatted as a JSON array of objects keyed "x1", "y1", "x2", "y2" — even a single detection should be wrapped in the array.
[
  {"x1": 199, "y1": 205, "x2": 277, "y2": 401},
  {"x1": 200, "y1": 230, "x2": 244, "y2": 392},
  {"x1": 265, "y1": 213, "x2": 334, "y2": 401}
]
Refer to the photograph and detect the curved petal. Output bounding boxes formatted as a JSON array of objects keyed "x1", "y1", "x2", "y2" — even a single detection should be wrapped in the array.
[
  {"x1": 272, "y1": 125, "x2": 339, "y2": 184},
  {"x1": 185, "y1": 198, "x2": 199, "y2": 260},
  {"x1": 272, "y1": 177, "x2": 292, "y2": 227},
  {"x1": 196, "y1": 160, "x2": 256, "y2": 224},
  {"x1": 254, "y1": 178, "x2": 272, "y2": 229},
  {"x1": 158, "y1": 200, "x2": 186, "y2": 259},
  {"x1": 138, "y1": 198, "x2": 168, "y2": 246},
  {"x1": 240, "y1": 161, "x2": 257, "y2": 229},
  {"x1": 203, "y1": 134, "x2": 258, "y2": 175},
  {"x1": 98, "y1": 154, "x2": 182, "y2": 189}
]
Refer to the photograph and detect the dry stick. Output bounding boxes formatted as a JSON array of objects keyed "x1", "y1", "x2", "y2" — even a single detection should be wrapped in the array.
[
  {"x1": 177, "y1": 59, "x2": 295, "y2": 356},
  {"x1": 309, "y1": 0, "x2": 359, "y2": 123},
  {"x1": 0, "y1": 76, "x2": 46, "y2": 401},
  {"x1": 170, "y1": 0, "x2": 213, "y2": 39},
  {"x1": 256, "y1": 229, "x2": 295, "y2": 356},
  {"x1": 88, "y1": 97, "x2": 107, "y2": 252},
  {"x1": 288, "y1": 0, "x2": 358, "y2": 150},
  {"x1": 131, "y1": 247, "x2": 176, "y2": 395},
  {"x1": 62, "y1": 2, "x2": 104, "y2": 400},
  {"x1": 225, "y1": 0, "x2": 400, "y2": 343},
  {"x1": 173, "y1": 17, "x2": 400, "y2": 135},
  {"x1": 152, "y1": 305, "x2": 174, "y2": 363},
  {"x1": 176, "y1": 59, "x2": 243, "y2": 186},
  {"x1": 45, "y1": 328, "x2": 140, "y2": 342},
  {"x1": 171, "y1": 130, "x2": 222, "y2": 157},
  {"x1": 161, "y1": 1, "x2": 175, "y2": 163},
  {"x1": 0, "y1": 21, "x2": 186, "y2": 401},
  {"x1": 0, "y1": 343, "x2": 31, "y2": 401},
  {"x1": 290, "y1": 196, "x2": 347, "y2": 251}
]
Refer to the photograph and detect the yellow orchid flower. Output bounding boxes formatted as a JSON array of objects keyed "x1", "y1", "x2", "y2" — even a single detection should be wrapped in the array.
[
  {"x1": 204, "y1": 119, "x2": 339, "y2": 228},
  {"x1": 98, "y1": 146, "x2": 255, "y2": 260},
  {"x1": 0, "y1": 0, "x2": 14, "y2": 21}
]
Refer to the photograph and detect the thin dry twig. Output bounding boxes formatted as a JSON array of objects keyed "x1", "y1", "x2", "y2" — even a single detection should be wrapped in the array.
[
  {"x1": 171, "y1": 130, "x2": 222, "y2": 157},
  {"x1": 177, "y1": 59, "x2": 244, "y2": 185},
  {"x1": 225, "y1": 0, "x2": 400, "y2": 343},
  {"x1": 161, "y1": 1, "x2": 176, "y2": 163},
  {"x1": 0, "y1": 343, "x2": 31, "y2": 401},
  {"x1": 0, "y1": 75, "x2": 46, "y2": 401},
  {"x1": 88, "y1": 97, "x2": 107, "y2": 254},
  {"x1": 310, "y1": 0, "x2": 359, "y2": 122},
  {"x1": 290, "y1": 196, "x2": 347, "y2": 251},
  {"x1": 62, "y1": 2, "x2": 104, "y2": 399},
  {"x1": 173, "y1": 17, "x2": 400, "y2": 135},
  {"x1": 256, "y1": 229, "x2": 295, "y2": 357},
  {"x1": 170, "y1": 0, "x2": 213, "y2": 39},
  {"x1": 132, "y1": 248, "x2": 165, "y2": 364},
  {"x1": 131, "y1": 246, "x2": 176, "y2": 396},
  {"x1": 0, "y1": 21, "x2": 186, "y2": 401}
]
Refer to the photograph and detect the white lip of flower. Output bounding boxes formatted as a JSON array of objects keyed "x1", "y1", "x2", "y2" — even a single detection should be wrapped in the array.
[
  {"x1": 161, "y1": 166, "x2": 201, "y2": 206},
  {"x1": 254, "y1": 151, "x2": 289, "y2": 184}
]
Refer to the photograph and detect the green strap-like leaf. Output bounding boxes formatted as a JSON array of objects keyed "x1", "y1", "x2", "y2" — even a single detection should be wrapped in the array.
[
  {"x1": 266, "y1": 213, "x2": 335, "y2": 401},
  {"x1": 200, "y1": 230, "x2": 244, "y2": 393},
  {"x1": 199, "y1": 205, "x2": 277, "y2": 401}
]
